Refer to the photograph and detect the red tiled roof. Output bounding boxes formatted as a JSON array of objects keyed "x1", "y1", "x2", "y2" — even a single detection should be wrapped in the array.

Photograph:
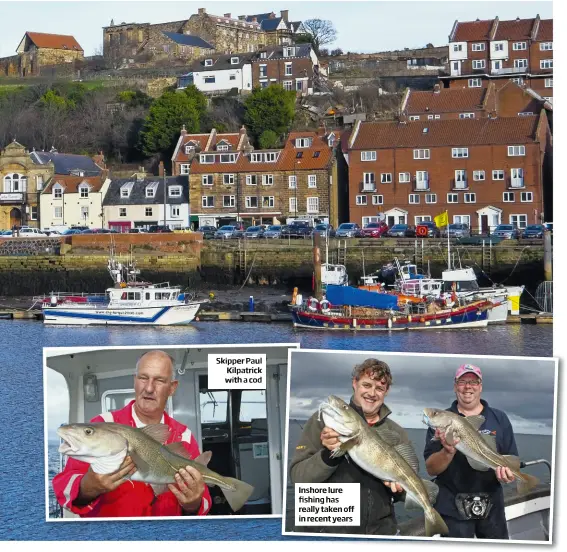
[
  {"x1": 340, "y1": 130, "x2": 352, "y2": 154},
  {"x1": 175, "y1": 133, "x2": 242, "y2": 162},
  {"x1": 43, "y1": 175, "x2": 105, "y2": 194},
  {"x1": 537, "y1": 19, "x2": 553, "y2": 41},
  {"x1": 452, "y1": 17, "x2": 553, "y2": 42},
  {"x1": 452, "y1": 20, "x2": 493, "y2": 42},
  {"x1": 350, "y1": 116, "x2": 540, "y2": 150},
  {"x1": 494, "y1": 18, "x2": 535, "y2": 41},
  {"x1": 26, "y1": 32, "x2": 83, "y2": 51},
  {"x1": 405, "y1": 88, "x2": 486, "y2": 115}
]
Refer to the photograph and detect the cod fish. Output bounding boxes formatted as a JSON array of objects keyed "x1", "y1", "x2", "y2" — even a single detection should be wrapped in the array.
[
  {"x1": 319, "y1": 396, "x2": 449, "y2": 537},
  {"x1": 58, "y1": 422, "x2": 254, "y2": 512},
  {"x1": 422, "y1": 408, "x2": 539, "y2": 494}
]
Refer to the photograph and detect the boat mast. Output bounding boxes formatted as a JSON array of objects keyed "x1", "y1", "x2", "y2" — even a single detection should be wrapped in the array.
[{"x1": 447, "y1": 210, "x2": 451, "y2": 270}]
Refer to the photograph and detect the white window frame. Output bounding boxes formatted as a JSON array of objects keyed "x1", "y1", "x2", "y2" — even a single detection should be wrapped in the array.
[
  {"x1": 520, "y1": 192, "x2": 533, "y2": 203},
  {"x1": 201, "y1": 196, "x2": 214, "y2": 208},
  {"x1": 492, "y1": 170, "x2": 505, "y2": 181},
  {"x1": 145, "y1": 187, "x2": 156, "y2": 198},
  {"x1": 473, "y1": 170, "x2": 485, "y2": 181},
  {"x1": 223, "y1": 195, "x2": 236, "y2": 208},
  {"x1": 284, "y1": 62, "x2": 293, "y2": 76},
  {"x1": 262, "y1": 174, "x2": 274, "y2": 186},
  {"x1": 53, "y1": 185, "x2": 63, "y2": 199},
  {"x1": 464, "y1": 193, "x2": 476, "y2": 203},
  {"x1": 223, "y1": 174, "x2": 235, "y2": 185},
  {"x1": 168, "y1": 186, "x2": 182, "y2": 198},
  {"x1": 514, "y1": 58, "x2": 528, "y2": 69},
  {"x1": 288, "y1": 197, "x2": 296, "y2": 212},
  {"x1": 184, "y1": 145, "x2": 194, "y2": 154},
  {"x1": 511, "y1": 77, "x2": 524, "y2": 85},
  {"x1": 307, "y1": 197, "x2": 319, "y2": 214},
  {"x1": 246, "y1": 174, "x2": 258, "y2": 186},
  {"x1": 381, "y1": 173, "x2": 393, "y2": 184},
  {"x1": 230, "y1": 57, "x2": 239, "y2": 65},
  {"x1": 262, "y1": 196, "x2": 275, "y2": 208},
  {"x1": 54, "y1": 206, "x2": 63, "y2": 219},
  {"x1": 472, "y1": 59, "x2": 486, "y2": 69},
  {"x1": 295, "y1": 138, "x2": 312, "y2": 148},
  {"x1": 415, "y1": 171, "x2": 429, "y2": 190},
  {"x1": 512, "y1": 42, "x2": 527, "y2": 51},
  {"x1": 308, "y1": 175, "x2": 317, "y2": 188},
  {"x1": 288, "y1": 175, "x2": 296, "y2": 189},
  {"x1": 425, "y1": 193, "x2": 437, "y2": 204},
  {"x1": 454, "y1": 169, "x2": 467, "y2": 188},
  {"x1": 283, "y1": 80, "x2": 293, "y2": 91},
  {"x1": 204, "y1": 75, "x2": 215, "y2": 84},
  {"x1": 509, "y1": 214, "x2": 528, "y2": 229},
  {"x1": 79, "y1": 185, "x2": 89, "y2": 198},
  {"x1": 80, "y1": 206, "x2": 89, "y2": 220},
  {"x1": 508, "y1": 145, "x2": 526, "y2": 157},
  {"x1": 494, "y1": 43, "x2": 504, "y2": 52},
  {"x1": 360, "y1": 151, "x2": 377, "y2": 161},
  {"x1": 459, "y1": 113, "x2": 475, "y2": 119},
  {"x1": 171, "y1": 205, "x2": 181, "y2": 218},
  {"x1": 454, "y1": 215, "x2": 471, "y2": 225},
  {"x1": 413, "y1": 149, "x2": 430, "y2": 159},
  {"x1": 246, "y1": 196, "x2": 258, "y2": 208},
  {"x1": 468, "y1": 78, "x2": 482, "y2": 88},
  {"x1": 119, "y1": 207, "x2": 127, "y2": 217},
  {"x1": 200, "y1": 154, "x2": 215, "y2": 164},
  {"x1": 544, "y1": 78, "x2": 553, "y2": 88},
  {"x1": 204, "y1": 59, "x2": 213, "y2": 67},
  {"x1": 409, "y1": 116, "x2": 420, "y2": 121},
  {"x1": 408, "y1": 194, "x2": 420, "y2": 204},
  {"x1": 399, "y1": 172, "x2": 411, "y2": 183},
  {"x1": 145, "y1": 207, "x2": 153, "y2": 216},
  {"x1": 452, "y1": 148, "x2": 469, "y2": 158},
  {"x1": 415, "y1": 215, "x2": 432, "y2": 224},
  {"x1": 371, "y1": 195, "x2": 383, "y2": 205},
  {"x1": 220, "y1": 153, "x2": 237, "y2": 163},
  {"x1": 503, "y1": 192, "x2": 515, "y2": 203},
  {"x1": 511, "y1": 168, "x2": 524, "y2": 187},
  {"x1": 540, "y1": 42, "x2": 553, "y2": 51},
  {"x1": 472, "y1": 43, "x2": 485, "y2": 51},
  {"x1": 540, "y1": 59, "x2": 553, "y2": 70},
  {"x1": 355, "y1": 195, "x2": 367, "y2": 206},
  {"x1": 202, "y1": 175, "x2": 213, "y2": 186},
  {"x1": 217, "y1": 144, "x2": 229, "y2": 152},
  {"x1": 265, "y1": 152, "x2": 277, "y2": 162},
  {"x1": 180, "y1": 164, "x2": 190, "y2": 175},
  {"x1": 447, "y1": 193, "x2": 458, "y2": 204}
]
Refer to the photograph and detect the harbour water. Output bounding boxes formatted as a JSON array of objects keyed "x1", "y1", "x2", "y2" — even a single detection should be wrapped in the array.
[{"x1": 0, "y1": 320, "x2": 552, "y2": 540}]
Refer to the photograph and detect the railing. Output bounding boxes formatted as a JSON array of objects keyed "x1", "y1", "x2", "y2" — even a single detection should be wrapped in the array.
[
  {"x1": 491, "y1": 67, "x2": 526, "y2": 75},
  {"x1": 360, "y1": 182, "x2": 376, "y2": 192},
  {"x1": 509, "y1": 178, "x2": 525, "y2": 189}
]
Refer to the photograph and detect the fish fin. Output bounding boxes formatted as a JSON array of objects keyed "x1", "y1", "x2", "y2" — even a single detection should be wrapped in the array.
[
  {"x1": 194, "y1": 451, "x2": 212, "y2": 466},
  {"x1": 404, "y1": 493, "x2": 423, "y2": 511},
  {"x1": 481, "y1": 433, "x2": 497, "y2": 452},
  {"x1": 517, "y1": 473, "x2": 539, "y2": 495},
  {"x1": 502, "y1": 454, "x2": 521, "y2": 471},
  {"x1": 465, "y1": 415, "x2": 486, "y2": 431},
  {"x1": 150, "y1": 484, "x2": 169, "y2": 496},
  {"x1": 331, "y1": 434, "x2": 360, "y2": 458},
  {"x1": 444, "y1": 428, "x2": 460, "y2": 446},
  {"x1": 375, "y1": 427, "x2": 403, "y2": 446},
  {"x1": 422, "y1": 479, "x2": 440, "y2": 505},
  {"x1": 163, "y1": 442, "x2": 194, "y2": 461},
  {"x1": 394, "y1": 443, "x2": 420, "y2": 473},
  {"x1": 90, "y1": 448, "x2": 127, "y2": 474},
  {"x1": 466, "y1": 456, "x2": 491, "y2": 471},
  {"x1": 218, "y1": 477, "x2": 255, "y2": 512},
  {"x1": 141, "y1": 423, "x2": 171, "y2": 444},
  {"x1": 425, "y1": 509, "x2": 449, "y2": 537}
]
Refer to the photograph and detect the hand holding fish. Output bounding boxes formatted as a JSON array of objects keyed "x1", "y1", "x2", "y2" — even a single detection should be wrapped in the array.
[
  {"x1": 77, "y1": 456, "x2": 137, "y2": 504},
  {"x1": 383, "y1": 481, "x2": 404, "y2": 493},
  {"x1": 320, "y1": 427, "x2": 341, "y2": 451},
  {"x1": 495, "y1": 466, "x2": 515, "y2": 484},
  {"x1": 168, "y1": 465, "x2": 206, "y2": 513},
  {"x1": 435, "y1": 428, "x2": 459, "y2": 456}
]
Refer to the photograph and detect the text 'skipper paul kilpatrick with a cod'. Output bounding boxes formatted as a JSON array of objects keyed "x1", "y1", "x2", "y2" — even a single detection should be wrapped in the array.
[
  {"x1": 423, "y1": 364, "x2": 539, "y2": 539},
  {"x1": 53, "y1": 350, "x2": 217, "y2": 517},
  {"x1": 290, "y1": 358, "x2": 447, "y2": 536}
]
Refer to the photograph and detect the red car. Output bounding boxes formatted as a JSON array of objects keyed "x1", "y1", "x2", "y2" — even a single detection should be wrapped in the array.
[{"x1": 360, "y1": 221, "x2": 389, "y2": 238}]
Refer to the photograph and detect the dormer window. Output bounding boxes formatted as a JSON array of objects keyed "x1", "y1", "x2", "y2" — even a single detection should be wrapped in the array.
[
  {"x1": 120, "y1": 182, "x2": 134, "y2": 198},
  {"x1": 260, "y1": 51, "x2": 267, "y2": 59},
  {"x1": 78, "y1": 184, "x2": 90, "y2": 198},
  {"x1": 200, "y1": 154, "x2": 215, "y2": 164},
  {"x1": 204, "y1": 59, "x2": 213, "y2": 67},
  {"x1": 328, "y1": 134, "x2": 336, "y2": 147},
  {"x1": 217, "y1": 144, "x2": 230, "y2": 151},
  {"x1": 145, "y1": 182, "x2": 159, "y2": 198},
  {"x1": 295, "y1": 137, "x2": 311, "y2": 148},
  {"x1": 283, "y1": 47, "x2": 295, "y2": 57},
  {"x1": 53, "y1": 183, "x2": 63, "y2": 198},
  {"x1": 168, "y1": 185, "x2": 182, "y2": 198},
  {"x1": 230, "y1": 57, "x2": 239, "y2": 64},
  {"x1": 184, "y1": 145, "x2": 195, "y2": 154}
]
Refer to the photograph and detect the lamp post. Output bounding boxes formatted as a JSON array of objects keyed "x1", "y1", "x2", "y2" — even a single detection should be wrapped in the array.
[{"x1": 163, "y1": 168, "x2": 167, "y2": 228}]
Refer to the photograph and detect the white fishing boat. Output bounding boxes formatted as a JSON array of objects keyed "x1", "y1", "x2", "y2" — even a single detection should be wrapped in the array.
[{"x1": 33, "y1": 247, "x2": 204, "y2": 326}]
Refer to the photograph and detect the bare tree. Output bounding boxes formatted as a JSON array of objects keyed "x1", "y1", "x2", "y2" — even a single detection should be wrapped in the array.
[{"x1": 299, "y1": 19, "x2": 338, "y2": 56}]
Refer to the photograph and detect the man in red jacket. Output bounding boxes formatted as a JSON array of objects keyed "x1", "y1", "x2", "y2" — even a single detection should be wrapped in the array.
[{"x1": 53, "y1": 349, "x2": 212, "y2": 517}]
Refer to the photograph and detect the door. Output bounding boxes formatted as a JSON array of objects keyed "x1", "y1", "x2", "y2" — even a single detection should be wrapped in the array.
[
  {"x1": 480, "y1": 215, "x2": 488, "y2": 235},
  {"x1": 387, "y1": 216, "x2": 395, "y2": 227},
  {"x1": 10, "y1": 208, "x2": 22, "y2": 229}
]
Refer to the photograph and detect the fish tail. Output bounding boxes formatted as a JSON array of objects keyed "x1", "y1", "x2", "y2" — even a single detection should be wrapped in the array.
[
  {"x1": 219, "y1": 476, "x2": 255, "y2": 512},
  {"x1": 425, "y1": 508, "x2": 449, "y2": 537},
  {"x1": 517, "y1": 472, "x2": 539, "y2": 495}
]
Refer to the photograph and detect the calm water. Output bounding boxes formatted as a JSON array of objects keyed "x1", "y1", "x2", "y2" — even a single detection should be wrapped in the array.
[
  {"x1": 0, "y1": 320, "x2": 552, "y2": 540},
  {"x1": 284, "y1": 424, "x2": 553, "y2": 532}
]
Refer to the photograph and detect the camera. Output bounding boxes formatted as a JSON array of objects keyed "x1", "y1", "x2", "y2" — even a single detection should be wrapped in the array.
[{"x1": 456, "y1": 493, "x2": 493, "y2": 520}]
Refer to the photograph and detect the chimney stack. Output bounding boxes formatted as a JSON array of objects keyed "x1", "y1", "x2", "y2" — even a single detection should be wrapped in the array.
[
  {"x1": 239, "y1": 125, "x2": 247, "y2": 136},
  {"x1": 251, "y1": 17, "x2": 257, "y2": 23},
  {"x1": 180, "y1": 124, "x2": 187, "y2": 137},
  {"x1": 280, "y1": 10, "x2": 289, "y2": 22},
  {"x1": 269, "y1": 12, "x2": 275, "y2": 19},
  {"x1": 224, "y1": 13, "x2": 231, "y2": 18},
  {"x1": 238, "y1": 15, "x2": 246, "y2": 20},
  {"x1": 198, "y1": 8, "x2": 206, "y2": 15},
  {"x1": 158, "y1": 161, "x2": 165, "y2": 177}
]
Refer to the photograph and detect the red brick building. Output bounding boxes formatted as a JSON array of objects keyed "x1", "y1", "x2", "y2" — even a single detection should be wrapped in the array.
[
  {"x1": 346, "y1": 114, "x2": 551, "y2": 232},
  {"x1": 442, "y1": 16, "x2": 553, "y2": 100}
]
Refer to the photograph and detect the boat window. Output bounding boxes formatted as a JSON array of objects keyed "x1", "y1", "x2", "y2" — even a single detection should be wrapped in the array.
[
  {"x1": 102, "y1": 389, "x2": 136, "y2": 412},
  {"x1": 121, "y1": 292, "x2": 127, "y2": 300},
  {"x1": 155, "y1": 292, "x2": 172, "y2": 300},
  {"x1": 200, "y1": 389, "x2": 228, "y2": 423},
  {"x1": 126, "y1": 292, "x2": 141, "y2": 300},
  {"x1": 145, "y1": 292, "x2": 150, "y2": 300},
  {"x1": 239, "y1": 390, "x2": 267, "y2": 422}
]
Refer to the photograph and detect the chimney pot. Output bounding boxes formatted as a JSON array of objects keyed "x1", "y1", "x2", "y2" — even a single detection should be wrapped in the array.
[
  {"x1": 280, "y1": 10, "x2": 289, "y2": 22},
  {"x1": 198, "y1": 8, "x2": 206, "y2": 15},
  {"x1": 224, "y1": 13, "x2": 231, "y2": 18},
  {"x1": 181, "y1": 124, "x2": 187, "y2": 136},
  {"x1": 238, "y1": 15, "x2": 246, "y2": 20},
  {"x1": 433, "y1": 83, "x2": 441, "y2": 93}
]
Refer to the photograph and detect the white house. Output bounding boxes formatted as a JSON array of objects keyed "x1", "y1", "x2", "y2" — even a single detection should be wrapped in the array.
[{"x1": 40, "y1": 174, "x2": 110, "y2": 229}]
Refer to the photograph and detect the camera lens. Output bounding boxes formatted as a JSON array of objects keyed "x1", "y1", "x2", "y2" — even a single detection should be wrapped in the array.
[{"x1": 471, "y1": 502, "x2": 483, "y2": 516}]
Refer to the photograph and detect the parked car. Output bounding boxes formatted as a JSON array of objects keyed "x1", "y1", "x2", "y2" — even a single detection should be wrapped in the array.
[
  {"x1": 281, "y1": 220, "x2": 313, "y2": 238},
  {"x1": 335, "y1": 223, "x2": 361, "y2": 238},
  {"x1": 173, "y1": 227, "x2": 193, "y2": 234},
  {"x1": 0, "y1": 230, "x2": 13, "y2": 238},
  {"x1": 360, "y1": 222, "x2": 389, "y2": 238},
  {"x1": 312, "y1": 223, "x2": 335, "y2": 238},
  {"x1": 129, "y1": 228, "x2": 146, "y2": 234},
  {"x1": 387, "y1": 224, "x2": 416, "y2": 238},
  {"x1": 263, "y1": 225, "x2": 282, "y2": 239},
  {"x1": 243, "y1": 226, "x2": 264, "y2": 239},
  {"x1": 60, "y1": 228, "x2": 82, "y2": 235},
  {"x1": 198, "y1": 225, "x2": 217, "y2": 239},
  {"x1": 543, "y1": 222, "x2": 553, "y2": 233},
  {"x1": 522, "y1": 224, "x2": 546, "y2": 239},
  {"x1": 19, "y1": 227, "x2": 48, "y2": 237},
  {"x1": 441, "y1": 223, "x2": 471, "y2": 238},
  {"x1": 416, "y1": 221, "x2": 441, "y2": 238},
  {"x1": 214, "y1": 225, "x2": 237, "y2": 239},
  {"x1": 491, "y1": 224, "x2": 520, "y2": 239},
  {"x1": 148, "y1": 225, "x2": 173, "y2": 233}
]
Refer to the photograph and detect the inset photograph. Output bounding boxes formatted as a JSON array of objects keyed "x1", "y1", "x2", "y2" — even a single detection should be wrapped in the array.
[
  {"x1": 283, "y1": 350, "x2": 556, "y2": 543},
  {"x1": 44, "y1": 344, "x2": 295, "y2": 520}
]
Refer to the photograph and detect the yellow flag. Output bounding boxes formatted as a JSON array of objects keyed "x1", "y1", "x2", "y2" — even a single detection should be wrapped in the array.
[{"x1": 434, "y1": 211, "x2": 449, "y2": 228}]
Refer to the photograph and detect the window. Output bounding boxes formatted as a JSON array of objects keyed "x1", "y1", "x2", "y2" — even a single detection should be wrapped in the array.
[
  {"x1": 230, "y1": 57, "x2": 239, "y2": 64},
  {"x1": 265, "y1": 152, "x2": 277, "y2": 162},
  {"x1": 413, "y1": 149, "x2": 430, "y2": 159},
  {"x1": 217, "y1": 144, "x2": 229, "y2": 151},
  {"x1": 415, "y1": 171, "x2": 428, "y2": 190},
  {"x1": 468, "y1": 78, "x2": 482, "y2": 88},
  {"x1": 545, "y1": 78, "x2": 553, "y2": 88},
  {"x1": 313, "y1": 151, "x2": 321, "y2": 158},
  {"x1": 508, "y1": 146, "x2": 525, "y2": 156},
  {"x1": 520, "y1": 192, "x2": 533, "y2": 202},
  {"x1": 202, "y1": 175, "x2": 213, "y2": 186},
  {"x1": 360, "y1": 151, "x2": 377, "y2": 161},
  {"x1": 288, "y1": 175, "x2": 296, "y2": 189},
  {"x1": 399, "y1": 172, "x2": 411, "y2": 183},
  {"x1": 454, "y1": 170, "x2": 467, "y2": 188},
  {"x1": 307, "y1": 197, "x2": 319, "y2": 213},
  {"x1": 262, "y1": 174, "x2": 274, "y2": 186},
  {"x1": 200, "y1": 154, "x2": 214, "y2": 164},
  {"x1": 260, "y1": 81, "x2": 268, "y2": 89},
  {"x1": 363, "y1": 173, "x2": 375, "y2": 190},
  {"x1": 283, "y1": 80, "x2": 293, "y2": 91},
  {"x1": 511, "y1": 168, "x2": 524, "y2": 187},
  {"x1": 54, "y1": 206, "x2": 63, "y2": 219},
  {"x1": 223, "y1": 174, "x2": 235, "y2": 185},
  {"x1": 472, "y1": 43, "x2": 485, "y2": 51},
  {"x1": 285, "y1": 62, "x2": 292, "y2": 76},
  {"x1": 454, "y1": 215, "x2": 470, "y2": 225},
  {"x1": 259, "y1": 64, "x2": 267, "y2": 78},
  {"x1": 540, "y1": 59, "x2": 553, "y2": 69},
  {"x1": 447, "y1": 193, "x2": 458, "y2": 203},
  {"x1": 223, "y1": 195, "x2": 235, "y2": 207},
  {"x1": 459, "y1": 113, "x2": 475, "y2": 119},
  {"x1": 204, "y1": 76, "x2": 215, "y2": 84},
  {"x1": 494, "y1": 43, "x2": 504, "y2": 52},
  {"x1": 171, "y1": 206, "x2": 180, "y2": 218},
  {"x1": 415, "y1": 216, "x2": 432, "y2": 224},
  {"x1": 220, "y1": 153, "x2": 237, "y2": 163},
  {"x1": 503, "y1": 192, "x2": 515, "y2": 202},
  {"x1": 514, "y1": 59, "x2": 528, "y2": 69},
  {"x1": 511, "y1": 77, "x2": 524, "y2": 85},
  {"x1": 518, "y1": 111, "x2": 534, "y2": 116},
  {"x1": 356, "y1": 195, "x2": 367, "y2": 205},
  {"x1": 425, "y1": 193, "x2": 437, "y2": 204},
  {"x1": 308, "y1": 175, "x2": 317, "y2": 188},
  {"x1": 409, "y1": 115, "x2": 420, "y2": 121},
  {"x1": 180, "y1": 164, "x2": 190, "y2": 175},
  {"x1": 202, "y1": 196, "x2": 214, "y2": 208},
  {"x1": 372, "y1": 195, "x2": 383, "y2": 205},
  {"x1": 295, "y1": 138, "x2": 312, "y2": 148},
  {"x1": 262, "y1": 196, "x2": 275, "y2": 208},
  {"x1": 250, "y1": 153, "x2": 263, "y2": 163},
  {"x1": 434, "y1": 114, "x2": 440, "y2": 119},
  {"x1": 4, "y1": 173, "x2": 27, "y2": 193},
  {"x1": 288, "y1": 197, "x2": 296, "y2": 212},
  {"x1": 409, "y1": 194, "x2": 420, "y2": 204},
  {"x1": 204, "y1": 59, "x2": 213, "y2": 66},
  {"x1": 472, "y1": 59, "x2": 485, "y2": 69},
  {"x1": 53, "y1": 186, "x2": 63, "y2": 199},
  {"x1": 510, "y1": 214, "x2": 528, "y2": 228},
  {"x1": 246, "y1": 175, "x2": 258, "y2": 186},
  {"x1": 540, "y1": 42, "x2": 553, "y2": 51},
  {"x1": 464, "y1": 193, "x2": 476, "y2": 203},
  {"x1": 513, "y1": 42, "x2": 527, "y2": 50},
  {"x1": 184, "y1": 145, "x2": 194, "y2": 154},
  {"x1": 79, "y1": 185, "x2": 89, "y2": 198},
  {"x1": 284, "y1": 46, "x2": 296, "y2": 57},
  {"x1": 146, "y1": 187, "x2": 156, "y2": 198},
  {"x1": 36, "y1": 175, "x2": 44, "y2": 190},
  {"x1": 30, "y1": 206, "x2": 37, "y2": 220},
  {"x1": 453, "y1": 44, "x2": 463, "y2": 52},
  {"x1": 246, "y1": 196, "x2": 258, "y2": 208},
  {"x1": 452, "y1": 148, "x2": 469, "y2": 158},
  {"x1": 427, "y1": 115, "x2": 434, "y2": 120},
  {"x1": 119, "y1": 207, "x2": 127, "y2": 217},
  {"x1": 473, "y1": 170, "x2": 485, "y2": 181},
  {"x1": 492, "y1": 170, "x2": 505, "y2": 180},
  {"x1": 169, "y1": 186, "x2": 182, "y2": 197},
  {"x1": 380, "y1": 173, "x2": 392, "y2": 184},
  {"x1": 145, "y1": 207, "x2": 153, "y2": 216}
]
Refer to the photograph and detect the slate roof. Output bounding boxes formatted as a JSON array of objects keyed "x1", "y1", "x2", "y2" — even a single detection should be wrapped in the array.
[
  {"x1": 25, "y1": 32, "x2": 83, "y2": 52},
  {"x1": 103, "y1": 176, "x2": 189, "y2": 206},
  {"x1": 43, "y1": 175, "x2": 105, "y2": 194},
  {"x1": 260, "y1": 17, "x2": 284, "y2": 31},
  {"x1": 251, "y1": 43, "x2": 312, "y2": 62},
  {"x1": 350, "y1": 116, "x2": 541, "y2": 150},
  {"x1": 30, "y1": 151, "x2": 103, "y2": 175},
  {"x1": 190, "y1": 53, "x2": 254, "y2": 72},
  {"x1": 162, "y1": 32, "x2": 214, "y2": 50},
  {"x1": 405, "y1": 88, "x2": 487, "y2": 114}
]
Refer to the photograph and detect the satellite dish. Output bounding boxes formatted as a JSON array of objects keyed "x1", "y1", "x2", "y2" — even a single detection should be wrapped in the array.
[{"x1": 377, "y1": 213, "x2": 386, "y2": 222}]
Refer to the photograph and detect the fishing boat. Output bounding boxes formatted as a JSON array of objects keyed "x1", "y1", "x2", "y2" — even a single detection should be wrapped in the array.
[
  {"x1": 291, "y1": 285, "x2": 491, "y2": 331},
  {"x1": 33, "y1": 247, "x2": 204, "y2": 326}
]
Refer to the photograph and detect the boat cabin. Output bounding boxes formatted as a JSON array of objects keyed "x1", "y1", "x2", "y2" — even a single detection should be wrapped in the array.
[{"x1": 321, "y1": 264, "x2": 348, "y2": 287}]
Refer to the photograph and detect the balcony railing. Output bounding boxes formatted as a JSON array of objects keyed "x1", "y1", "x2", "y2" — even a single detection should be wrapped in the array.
[
  {"x1": 414, "y1": 181, "x2": 429, "y2": 191},
  {"x1": 451, "y1": 179, "x2": 468, "y2": 190},
  {"x1": 509, "y1": 178, "x2": 525, "y2": 189},
  {"x1": 491, "y1": 67, "x2": 527, "y2": 75},
  {"x1": 360, "y1": 182, "x2": 376, "y2": 192}
]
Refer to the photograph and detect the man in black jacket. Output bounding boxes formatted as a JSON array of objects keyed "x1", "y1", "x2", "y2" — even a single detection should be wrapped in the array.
[{"x1": 289, "y1": 358, "x2": 410, "y2": 535}]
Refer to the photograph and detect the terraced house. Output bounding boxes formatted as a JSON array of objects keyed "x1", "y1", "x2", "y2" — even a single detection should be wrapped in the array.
[
  {"x1": 172, "y1": 128, "x2": 337, "y2": 228},
  {"x1": 346, "y1": 113, "x2": 551, "y2": 232}
]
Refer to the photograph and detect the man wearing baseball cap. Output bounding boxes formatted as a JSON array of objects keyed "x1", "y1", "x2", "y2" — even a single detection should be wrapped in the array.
[{"x1": 423, "y1": 363, "x2": 519, "y2": 539}]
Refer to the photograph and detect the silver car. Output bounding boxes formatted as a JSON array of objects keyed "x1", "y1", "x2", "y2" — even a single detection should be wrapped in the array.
[
  {"x1": 243, "y1": 226, "x2": 264, "y2": 239},
  {"x1": 263, "y1": 225, "x2": 282, "y2": 239},
  {"x1": 214, "y1": 225, "x2": 237, "y2": 239},
  {"x1": 335, "y1": 223, "x2": 360, "y2": 238},
  {"x1": 441, "y1": 223, "x2": 471, "y2": 238},
  {"x1": 491, "y1": 224, "x2": 521, "y2": 239}
]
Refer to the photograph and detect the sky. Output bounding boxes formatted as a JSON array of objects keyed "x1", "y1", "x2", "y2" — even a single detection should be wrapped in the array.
[
  {"x1": 0, "y1": 0, "x2": 553, "y2": 58},
  {"x1": 288, "y1": 351, "x2": 557, "y2": 435}
]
